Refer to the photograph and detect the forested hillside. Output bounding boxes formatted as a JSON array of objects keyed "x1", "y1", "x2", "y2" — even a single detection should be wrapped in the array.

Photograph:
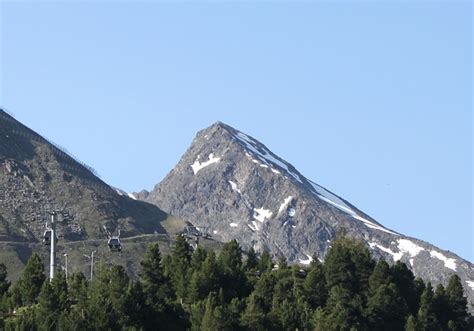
[{"x1": 0, "y1": 236, "x2": 472, "y2": 330}]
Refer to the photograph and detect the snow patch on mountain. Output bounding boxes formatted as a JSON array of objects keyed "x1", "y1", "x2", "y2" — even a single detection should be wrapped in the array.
[
  {"x1": 229, "y1": 223, "x2": 238, "y2": 227},
  {"x1": 430, "y1": 250, "x2": 457, "y2": 271},
  {"x1": 191, "y1": 153, "x2": 220, "y2": 174},
  {"x1": 369, "y1": 239, "x2": 424, "y2": 262},
  {"x1": 253, "y1": 207, "x2": 272, "y2": 223},
  {"x1": 248, "y1": 221, "x2": 260, "y2": 232},
  {"x1": 278, "y1": 196, "x2": 293, "y2": 214},
  {"x1": 466, "y1": 280, "x2": 474, "y2": 291},
  {"x1": 299, "y1": 254, "x2": 313, "y2": 265},
  {"x1": 369, "y1": 242, "x2": 403, "y2": 261},
  {"x1": 288, "y1": 208, "x2": 296, "y2": 217},
  {"x1": 310, "y1": 181, "x2": 398, "y2": 235},
  {"x1": 229, "y1": 180, "x2": 241, "y2": 194},
  {"x1": 233, "y1": 132, "x2": 302, "y2": 183},
  {"x1": 128, "y1": 193, "x2": 137, "y2": 200},
  {"x1": 397, "y1": 239, "x2": 424, "y2": 257}
]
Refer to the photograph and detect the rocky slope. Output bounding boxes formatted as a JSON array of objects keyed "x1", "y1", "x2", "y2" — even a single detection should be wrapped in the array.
[
  {"x1": 0, "y1": 109, "x2": 173, "y2": 279},
  {"x1": 142, "y1": 121, "x2": 474, "y2": 305}
]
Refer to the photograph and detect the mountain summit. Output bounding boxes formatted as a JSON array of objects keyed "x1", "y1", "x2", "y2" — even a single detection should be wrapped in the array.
[{"x1": 142, "y1": 121, "x2": 474, "y2": 303}]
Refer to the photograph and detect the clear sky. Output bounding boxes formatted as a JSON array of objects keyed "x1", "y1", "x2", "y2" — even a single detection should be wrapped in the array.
[{"x1": 0, "y1": 1, "x2": 472, "y2": 261}]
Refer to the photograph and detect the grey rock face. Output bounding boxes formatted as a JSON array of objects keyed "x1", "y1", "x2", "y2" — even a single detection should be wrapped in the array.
[
  {"x1": 144, "y1": 121, "x2": 474, "y2": 305},
  {"x1": 0, "y1": 109, "x2": 168, "y2": 243}
]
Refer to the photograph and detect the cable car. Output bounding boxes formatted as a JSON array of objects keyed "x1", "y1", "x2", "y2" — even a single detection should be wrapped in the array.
[
  {"x1": 108, "y1": 237, "x2": 122, "y2": 252},
  {"x1": 43, "y1": 230, "x2": 57, "y2": 245}
]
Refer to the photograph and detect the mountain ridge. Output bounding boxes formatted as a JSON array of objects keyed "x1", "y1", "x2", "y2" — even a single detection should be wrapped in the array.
[
  {"x1": 141, "y1": 120, "x2": 474, "y2": 305},
  {"x1": 0, "y1": 108, "x2": 181, "y2": 280}
]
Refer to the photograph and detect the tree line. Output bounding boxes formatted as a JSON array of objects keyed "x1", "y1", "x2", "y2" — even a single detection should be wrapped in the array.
[{"x1": 0, "y1": 235, "x2": 472, "y2": 330}]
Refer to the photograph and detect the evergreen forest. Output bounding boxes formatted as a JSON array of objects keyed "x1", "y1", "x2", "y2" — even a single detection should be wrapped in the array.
[{"x1": 0, "y1": 236, "x2": 472, "y2": 330}]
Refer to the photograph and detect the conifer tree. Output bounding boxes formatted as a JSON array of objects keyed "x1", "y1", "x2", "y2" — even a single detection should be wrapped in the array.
[
  {"x1": 169, "y1": 235, "x2": 192, "y2": 303},
  {"x1": 417, "y1": 282, "x2": 441, "y2": 331},
  {"x1": 191, "y1": 246, "x2": 208, "y2": 271},
  {"x1": 218, "y1": 240, "x2": 247, "y2": 300},
  {"x1": 190, "y1": 299, "x2": 207, "y2": 331},
  {"x1": 89, "y1": 265, "x2": 130, "y2": 330},
  {"x1": 405, "y1": 315, "x2": 417, "y2": 331},
  {"x1": 258, "y1": 250, "x2": 273, "y2": 273},
  {"x1": 369, "y1": 260, "x2": 392, "y2": 290},
  {"x1": 37, "y1": 281, "x2": 60, "y2": 330},
  {"x1": 200, "y1": 292, "x2": 230, "y2": 331},
  {"x1": 433, "y1": 284, "x2": 449, "y2": 328},
  {"x1": 15, "y1": 253, "x2": 46, "y2": 305},
  {"x1": 68, "y1": 272, "x2": 88, "y2": 307},
  {"x1": 244, "y1": 247, "x2": 259, "y2": 272},
  {"x1": 445, "y1": 275, "x2": 469, "y2": 330},
  {"x1": 303, "y1": 259, "x2": 327, "y2": 309},
  {"x1": 240, "y1": 292, "x2": 268, "y2": 331},
  {"x1": 391, "y1": 261, "x2": 420, "y2": 315},
  {"x1": 189, "y1": 250, "x2": 220, "y2": 302},
  {"x1": 324, "y1": 236, "x2": 374, "y2": 295},
  {"x1": 51, "y1": 271, "x2": 68, "y2": 312},
  {"x1": 124, "y1": 280, "x2": 150, "y2": 329},
  {"x1": 0, "y1": 263, "x2": 10, "y2": 297},
  {"x1": 314, "y1": 285, "x2": 366, "y2": 330},
  {"x1": 366, "y1": 283, "x2": 408, "y2": 331},
  {"x1": 140, "y1": 243, "x2": 172, "y2": 307}
]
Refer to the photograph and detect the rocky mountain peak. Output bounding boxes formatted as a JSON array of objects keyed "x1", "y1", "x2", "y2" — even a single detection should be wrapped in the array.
[{"x1": 143, "y1": 121, "x2": 474, "y2": 304}]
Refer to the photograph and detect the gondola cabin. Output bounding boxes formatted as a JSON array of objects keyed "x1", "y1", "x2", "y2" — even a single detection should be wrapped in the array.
[
  {"x1": 43, "y1": 230, "x2": 56, "y2": 245},
  {"x1": 108, "y1": 237, "x2": 122, "y2": 252}
]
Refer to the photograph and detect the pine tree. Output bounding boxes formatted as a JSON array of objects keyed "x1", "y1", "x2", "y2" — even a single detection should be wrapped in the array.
[
  {"x1": 140, "y1": 243, "x2": 172, "y2": 307},
  {"x1": 16, "y1": 253, "x2": 46, "y2": 305},
  {"x1": 269, "y1": 275, "x2": 296, "y2": 329},
  {"x1": 0, "y1": 263, "x2": 10, "y2": 296},
  {"x1": 88, "y1": 265, "x2": 130, "y2": 330},
  {"x1": 303, "y1": 259, "x2": 327, "y2": 309},
  {"x1": 37, "y1": 281, "x2": 60, "y2": 330},
  {"x1": 405, "y1": 315, "x2": 417, "y2": 331},
  {"x1": 368, "y1": 260, "x2": 392, "y2": 290},
  {"x1": 324, "y1": 236, "x2": 374, "y2": 295},
  {"x1": 190, "y1": 299, "x2": 207, "y2": 331},
  {"x1": 51, "y1": 271, "x2": 68, "y2": 311},
  {"x1": 276, "y1": 255, "x2": 288, "y2": 270},
  {"x1": 218, "y1": 240, "x2": 247, "y2": 300},
  {"x1": 68, "y1": 272, "x2": 88, "y2": 306},
  {"x1": 169, "y1": 235, "x2": 192, "y2": 303},
  {"x1": 63, "y1": 271, "x2": 90, "y2": 329},
  {"x1": 200, "y1": 292, "x2": 230, "y2": 331},
  {"x1": 189, "y1": 250, "x2": 220, "y2": 302},
  {"x1": 240, "y1": 292, "x2": 268, "y2": 331},
  {"x1": 250, "y1": 271, "x2": 277, "y2": 313},
  {"x1": 391, "y1": 261, "x2": 420, "y2": 315},
  {"x1": 445, "y1": 275, "x2": 469, "y2": 330},
  {"x1": 258, "y1": 250, "x2": 273, "y2": 273},
  {"x1": 244, "y1": 247, "x2": 259, "y2": 272},
  {"x1": 433, "y1": 284, "x2": 449, "y2": 328},
  {"x1": 366, "y1": 283, "x2": 408, "y2": 331},
  {"x1": 314, "y1": 285, "x2": 366, "y2": 331},
  {"x1": 124, "y1": 280, "x2": 150, "y2": 329},
  {"x1": 191, "y1": 246, "x2": 208, "y2": 271},
  {"x1": 417, "y1": 282, "x2": 441, "y2": 331}
]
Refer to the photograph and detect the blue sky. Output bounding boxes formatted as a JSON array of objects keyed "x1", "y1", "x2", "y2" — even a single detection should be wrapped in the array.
[{"x1": 1, "y1": 1, "x2": 472, "y2": 261}]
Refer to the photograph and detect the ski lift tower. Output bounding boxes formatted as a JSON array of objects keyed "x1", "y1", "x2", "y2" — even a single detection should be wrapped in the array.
[{"x1": 49, "y1": 211, "x2": 57, "y2": 281}]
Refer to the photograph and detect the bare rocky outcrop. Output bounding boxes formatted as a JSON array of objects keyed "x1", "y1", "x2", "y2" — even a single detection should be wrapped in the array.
[
  {"x1": 0, "y1": 109, "x2": 170, "y2": 278},
  {"x1": 143, "y1": 121, "x2": 474, "y2": 306}
]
